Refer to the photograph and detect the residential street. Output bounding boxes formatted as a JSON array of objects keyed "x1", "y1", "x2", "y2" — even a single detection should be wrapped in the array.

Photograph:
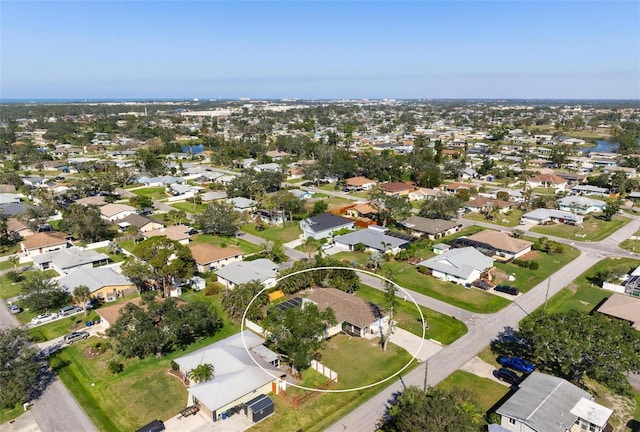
[{"x1": 325, "y1": 219, "x2": 637, "y2": 431}]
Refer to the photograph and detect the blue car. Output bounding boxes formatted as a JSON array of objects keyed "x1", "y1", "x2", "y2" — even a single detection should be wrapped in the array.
[{"x1": 497, "y1": 355, "x2": 535, "y2": 373}]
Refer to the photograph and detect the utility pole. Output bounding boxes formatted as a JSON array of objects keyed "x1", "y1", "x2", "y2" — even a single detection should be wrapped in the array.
[
  {"x1": 544, "y1": 278, "x2": 551, "y2": 313},
  {"x1": 423, "y1": 359, "x2": 429, "y2": 393}
]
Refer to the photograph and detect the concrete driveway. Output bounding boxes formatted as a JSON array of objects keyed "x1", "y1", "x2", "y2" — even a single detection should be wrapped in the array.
[
  {"x1": 0, "y1": 411, "x2": 40, "y2": 432},
  {"x1": 387, "y1": 327, "x2": 443, "y2": 361},
  {"x1": 460, "y1": 356, "x2": 509, "y2": 387}
]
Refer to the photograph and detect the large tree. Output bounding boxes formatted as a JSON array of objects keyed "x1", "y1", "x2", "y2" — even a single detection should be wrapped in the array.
[
  {"x1": 379, "y1": 386, "x2": 482, "y2": 432},
  {"x1": 106, "y1": 296, "x2": 221, "y2": 358},
  {"x1": 121, "y1": 237, "x2": 194, "y2": 297},
  {"x1": 418, "y1": 195, "x2": 462, "y2": 220},
  {"x1": 264, "y1": 303, "x2": 336, "y2": 373},
  {"x1": 59, "y1": 204, "x2": 115, "y2": 242},
  {"x1": 20, "y1": 272, "x2": 69, "y2": 312},
  {"x1": 194, "y1": 201, "x2": 239, "y2": 237},
  {"x1": 221, "y1": 280, "x2": 267, "y2": 322},
  {"x1": 492, "y1": 310, "x2": 640, "y2": 393},
  {"x1": 370, "y1": 191, "x2": 412, "y2": 226},
  {"x1": 0, "y1": 328, "x2": 40, "y2": 409},
  {"x1": 72, "y1": 285, "x2": 92, "y2": 316}
]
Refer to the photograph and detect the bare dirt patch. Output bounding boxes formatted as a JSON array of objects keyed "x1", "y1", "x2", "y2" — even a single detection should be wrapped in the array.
[
  {"x1": 520, "y1": 250, "x2": 541, "y2": 260},
  {"x1": 490, "y1": 268, "x2": 509, "y2": 284},
  {"x1": 84, "y1": 347, "x2": 101, "y2": 359}
]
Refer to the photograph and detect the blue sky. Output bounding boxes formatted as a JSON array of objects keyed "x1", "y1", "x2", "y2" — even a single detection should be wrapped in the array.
[{"x1": 1, "y1": 1, "x2": 639, "y2": 99}]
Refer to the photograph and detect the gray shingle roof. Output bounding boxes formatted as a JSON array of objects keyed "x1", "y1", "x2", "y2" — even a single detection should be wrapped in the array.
[
  {"x1": 400, "y1": 216, "x2": 460, "y2": 235},
  {"x1": 496, "y1": 372, "x2": 591, "y2": 432},
  {"x1": 58, "y1": 267, "x2": 133, "y2": 293},
  {"x1": 335, "y1": 226, "x2": 409, "y2": 251},
  {"x1": 215, "y1": 259, "x2": 278, "y2": 285},
  {"x1": 32, "y1": 247, "x2": 109, "y2": 272},
  {"x1": 418, "y1": 247, "x2": 493, "y2": 279}
]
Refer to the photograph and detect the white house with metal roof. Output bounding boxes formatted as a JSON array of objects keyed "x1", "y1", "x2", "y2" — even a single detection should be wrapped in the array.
[
  {"x1": 557, "y1": 196, "x2": 606, "y2": 214},
  {"x1": 32, "y1": 247, "x2": 109, "y2": 275},
  {"x1": 497, "y1": 371, "x2": 612, "y2": 432},
  {"x1": 520, "y1": 208, "x2": 583, "y2": 225},
  {"x1": 173, "y1": 330, "x2": 281, "y2": 424},
  {"x1": 334, "y1": 225, "x2": 410, "y2": 254},
  {"x1": 418, "y1": 247, "x2": 494, "y2": 285}
]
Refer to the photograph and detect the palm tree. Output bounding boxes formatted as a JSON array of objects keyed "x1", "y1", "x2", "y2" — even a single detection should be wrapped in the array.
[
  {"x1": 188, "y1": 363, "x2": 215, "y2": 384},
  {"x1": 8, "y1": 255, "x2": 19, "y2": 269},
  {"x1": 73, "y1": 285, "x2": 92, "y2": 316},
  {"x1": 302, "y1": 237, "x2": 320, "y2": 259}
]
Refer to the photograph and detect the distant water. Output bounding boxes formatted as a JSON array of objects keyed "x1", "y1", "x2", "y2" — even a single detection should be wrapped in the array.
[{"x1": 581, "y1": 140, "x2": 617, "y2": 153}]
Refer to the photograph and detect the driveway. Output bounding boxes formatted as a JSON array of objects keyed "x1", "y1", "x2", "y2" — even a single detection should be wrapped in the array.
[
  {"x1": 387, "y1": 327, "x2": 443, "y2": 362},
  {"x1": 0, "y1": 411, "x2": 40, "y2": 432},
  {"x1": 460, "y1": 356, "x2": 508, "y2": 387}
]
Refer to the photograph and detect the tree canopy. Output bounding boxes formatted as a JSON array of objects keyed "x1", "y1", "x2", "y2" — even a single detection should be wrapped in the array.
[
  {"x1": 379, "y1": 386, "x2": 483, "y2": 432},
  {"x1": 20, "y1": 272, "x2": 69, "y2": 312},
  {"x1": 491, "y1": 310, "x2": 640, "y2": 393},
  {"x1": 121, "y1": 237, "x2": 194, "y2": 297},
  {"x1": 106, "y1": 296, "x2": 221, "y2": 358},
  {"x1": 194, "y1": 201, "x2": 239, "y2": 237},
  {"x1": 0, "y1": 328, "x2": 40, "y2": 409},
  {"x1": 59, "y1": 204, "x2": 115, "y2": 242},
  {"x1": 264, "y1": 302, "x2": 336, "y2": 372},
  {"x1": 418, "y1": 195, "x2": 462, "y2": 220}
]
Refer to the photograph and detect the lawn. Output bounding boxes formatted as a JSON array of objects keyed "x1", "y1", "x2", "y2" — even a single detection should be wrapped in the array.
[
  {"x1": 190, "y1": 233, "x2": 262, "y2": 254},
  {"x1": 0, "y1": 269, "x2": 59, "y2": 301},
  {"x1": 170, "y1": 201, "x2": 208, "y2": 214},
  {"x1": 381, "y1": 261, "x2": 511, "y2": 314},
  {"x1": 94, "y1": 247, "x2": 126, "y2": 263},
  {"x1": 356, "y1": 285, "x2": 467, "y2": 345},
  {"x1": 442, "y1": 225, "x2": 485, "y2": 244},
  {"x1": 437, "y1": 370, "x2": 511, "y2": 412},
  {"x1": 619, "y1": 230, "x2": 640, "y2": 252},
  {"x1": 306, "y1": 196, "x2": 354, "y2": 211},
  {"x1": 241, "y1": 222, "x2": 302, "y2": 243},
  {"x1": 117, "y1": 239, "x2": 136, "y2": 253},
  {"x1": 50, "y1": 291, "x2": 240, "y2": 432},
  {"x1": 542, "y1": 257, "x2": 639, "y2": 314},
  {"x1": 332, "y1": 251, "x2": 371, "y2": 266},
  {"x1": 251, "y1": 334, "x2": 416, "y2": 432},
  {"x1": 464, "y1": 209, "x2": 524, "y2": 227},
  {"x1": 131, "y1": 186, "x2": 168, "y2": 199},
  {"x1": 0, "y1": 242, "x2": 21, "y2": 257},
  {"x1": 493, "y1": 243, "x2": 580, "y2": 293},
  {"x1": 530, "y1": 215, "x2": 628, "y2": 242},
  {"x1": 0, "y1": 404, "x2": 23, "y2": 424}
]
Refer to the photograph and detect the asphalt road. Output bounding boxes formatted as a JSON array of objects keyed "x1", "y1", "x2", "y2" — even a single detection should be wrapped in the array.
[{"x1": 0, "y1": 298, "x2": 98, "y2": 432}]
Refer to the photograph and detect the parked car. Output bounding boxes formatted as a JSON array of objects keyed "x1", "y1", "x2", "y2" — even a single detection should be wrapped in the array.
[
  {"x1": 135, "y1": 419, "x2": 165, "y2": 432},
  {"x1": 494, "y1": 285, "x2": 519, "y2": 295},
  {"x1": 497, "y1": 356, "x2": 535, "y2": 373},
  {"x1": 8, "y1": 304, "x2": 22, "y2": 314},
  {"x1": 472, "y1": 280, "x2": 491, "y2": 290},
  {"x1": 31, "y1": 313, "x2": 59, "y2": 325},
  {"x1": 63, "y1": 331, "x2": 90, "y2": 344},
  {"x1": 59, "y1": 305, "x2": 83, "y2": 316},
  {"x1": 494, "y1": 367, "x2": 522, "y2": 385}
]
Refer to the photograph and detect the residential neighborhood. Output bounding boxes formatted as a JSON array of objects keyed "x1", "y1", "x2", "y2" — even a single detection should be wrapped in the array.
[{"x1": 0, "y1": 98, "x2": 639, "y2": 432}]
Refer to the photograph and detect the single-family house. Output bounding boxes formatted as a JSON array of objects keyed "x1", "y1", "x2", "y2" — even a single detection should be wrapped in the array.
[
  {"x1": 601, "y1": 265, "x2": 640, "y2": 297},
  {"x1": 32, "y1": 247, "x2": 109, "y2": 274},
  {"x1": 496, "y1": 371, "x2": 612, "y2": 432},
  {"x1": 215, "y1": 258, "x2": 279, "y2": 289},
  {"x1": 58, "y1": 267, "x2": 137, "y2": 301},
  {"x1": 0, "y1": 203, "x2": 34, "y2": 218},
  {"x1": 21, "y1": 232, "x2": 71, "y2": 257},
  {"x1": 344, "y1": 176, "x2": 377, "y2": 191},
  {"x1": 378, "y1": 182, "x2": 415, "y2": 196},
  {"x1": 288, "y1": 189, "x2": 312, "y2": 200},
  {"x1": 465, "y1": 197, "x2": 515, "y2": 214},
  {"x1": 399, "y1": 216, "x2": 462, "y2": 240},
  {"x1": 265, "y1": 150, "x2": 290, "y2": 160},
  {"x1": 253, "y1": 163, "x2": 281, "y2": 173},
  {"x1": 418, "y1": 247, "x2": 494, "y2": 285},
  {"x1": 75, "y1": 195, "x2": 109, "y2": 207},
  {"x1": 444, "y1": 182, "x2": 473, "y2": 194},
  {"x1": 452, "y1": 230, "x2": 533, "y2": 261},
  {"x1": 334, "y1": 226, "x2": 411, "y2": 254},
  {"x1": 100, "y1": 203, "x2": 137, "y2": 221},
  {"x1": 596, "y1": 293, "x2": 640, "y2": 330},
  {"x1": 6, "y1": 218, "x2": 33, "y2": 240},
  {"x1": 200, "y1": 191, "x2": 228, "y2": 202},
  {"x1": 557, "y1": 196, "x2": 606, "y2": 214},
  {"x1": 117, "y1": 214, "x2": 164, "y2": 233},
  {"x1": 345, "y1": 203, "x2": 378, "y2": 219},
  {"x1": 142, "y1": 224, "x2": 191, "y2": 245},
  {"x1": 21, "y1": 176, "x2": 47, "y2": 187},
  {"x1": 225, "y1": 197, "x2": 257, "y2": 213},
  {"x1": 527, "y1": 173, "x2": 568, "y2": 193},
  {"x1": 173, "y1": 331, "x2": 280, "y2": 424},
  {"x1": 252, "y1": 209, "x2": 285, "y2": 226},
  {"x1": 302, "y1": 287, "x2": 389, "y2": 338},
  {"x1": 0, "y1": 193, "x2": 21, "y2": 205},
  {"x1": 520, "y1": 208, "x2": 583, "y2": 225},
  {"x1": 300, "y1": 213, "x2": 355, "y2": 240},
  {"x1": 408, "y1": 188, "x2": 442, "y2": 202},
  {"x1": 189, "y1": 244, "x2": 244, "y2": 273},
  {"x1": 570, "y1": 185, "x2": 609, "y2": 197}
]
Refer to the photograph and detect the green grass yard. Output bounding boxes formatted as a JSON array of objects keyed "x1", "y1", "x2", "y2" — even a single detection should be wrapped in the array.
[
  {"x1": 437, "y1": 370, "x2": 511, "y2": 412},
  {"x1": 251, "y1": 334, "x2": 415, "y2": 432},
  {"x1": 619, "y1": 230, "x2": 640, "y2": 252},
  {"x1": 131, "y1": 187, "x2": 168, "y2": 200},
  {"x1": 464, "y1": 209, "x2": 524, "y2": 227},
  {"x1": 240, "y1": 222, "x2": 302, "y2": 243},
  {"x1": 170, "y1": 201, "x2": 207, "y2": 214},
  {"x1": 530, "y1": 215, "x2": 628, "y2": 242},
  {"x1": 190, "y1": 233, "x2": 262, "y2": 254}
]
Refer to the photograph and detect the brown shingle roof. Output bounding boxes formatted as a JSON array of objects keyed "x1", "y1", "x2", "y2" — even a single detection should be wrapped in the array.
[
  {"x1": 21, "y1": 232, "x2": 69, "y2": 250},
  {"x1": 189, "y1": 243, "x2": 243, "y2": 265},
  {"x1": 346, "y1": 176, "x2": 376, "y2": 187},
  {"x1": 379, "y1": 182, "x2": 414, "y2": 193},
  {"x1": 597, "y1": 293, "x2": 640, "y2": 330},
  {"x1": 303, "y1": 287, "x2": 383, "y2": 328},
  {"x1": 142, "y1": 224, "x2": 190, "y2": 242},
  {"x1": 530, "y1": 173, "x2": 568, "y2": 185},
  {"x1": 466, "y1": 197, "x2": 514, "y2": 209},
  {"x1": 466, "y1": 230, "x2": 533, "y2": 254}
]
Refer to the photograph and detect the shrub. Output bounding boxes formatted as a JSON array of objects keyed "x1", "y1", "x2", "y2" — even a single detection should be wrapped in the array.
[
  {"x1": 512, "y1": 259, "x2": 539, "y2": 270},
  {"x1": 353, "y1": 242, "x2": 366, "y2": 252},
  {"x1": 5, "y1": 270, "x2": 22, "y2": 283},
  {"x1": 417, "y1": 265, "x2": 430, "y2": 275},
  {"x1": 170, "y1": 360, "x2": 179, "y2": 371},
  {"x1": 108, "y1": 360, "x2": 124, "y2": 375}
]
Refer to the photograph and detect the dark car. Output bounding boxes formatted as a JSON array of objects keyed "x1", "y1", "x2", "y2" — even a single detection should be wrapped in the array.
[
  {"x1": 494, "y1": 285, "x2": 519, "y2": 295},
  {"x1": 497, "y1": 355, "x2": 535, "y2": 373},
  {"x1": 494, "y1": 367, "x2": 522, "y2": 385},
  {"x1": 472, "y1": 280, "x2": 491, "y2": 290},
  {"x1": 135, "y1": 419, "x2": 165, "y2": 432}
]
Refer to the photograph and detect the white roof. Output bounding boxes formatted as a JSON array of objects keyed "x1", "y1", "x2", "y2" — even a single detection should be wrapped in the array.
[{"x1": 570, "y1": 397, "x2": 613, "y2": 427}]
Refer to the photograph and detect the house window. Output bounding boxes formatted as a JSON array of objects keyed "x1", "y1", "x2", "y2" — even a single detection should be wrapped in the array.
[{"x1": 508, "y1": 418, "x2": 516, "y2": 425}]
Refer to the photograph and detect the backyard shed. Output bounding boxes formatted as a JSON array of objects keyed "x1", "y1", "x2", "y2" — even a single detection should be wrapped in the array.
[{"x1": 243, "y1": 394, "x2": 274, "y2": 423}]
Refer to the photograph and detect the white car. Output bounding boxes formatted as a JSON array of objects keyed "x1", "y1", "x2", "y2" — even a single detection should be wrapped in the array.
[{"x1": 31, "y1": 313, "x2": 59, "y2": 325}]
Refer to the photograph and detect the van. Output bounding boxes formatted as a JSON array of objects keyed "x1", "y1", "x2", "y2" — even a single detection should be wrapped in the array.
[
  {"x1": 63, "y1": 331, "x2": 89, "y2": 344},
  {"x1": 135, "y1": 420, "x2": 165, "y2": 432}
]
